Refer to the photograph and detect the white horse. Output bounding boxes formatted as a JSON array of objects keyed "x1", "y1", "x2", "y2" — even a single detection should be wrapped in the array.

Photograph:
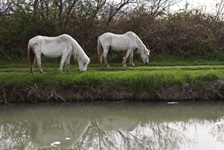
[
  {"x1": 97, "y1": 31, "x2": 150, "y2": 67},
  {"x1": 28, "y1": 34, "x2": 90, "y2": 73}
]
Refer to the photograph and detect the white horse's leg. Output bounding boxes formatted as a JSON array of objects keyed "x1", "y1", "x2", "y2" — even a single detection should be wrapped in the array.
[
  {"x1": 122, "y1": 49, "x2": 132, "y2": 67},
  {"x1": 65, "y1": 55, "x2": 71, "y2": 72},
  {"x1": 61, "y1": 121, "x2": 73, "y2": 137},
  {"x1": 129, "y1": 51, "x2": 135, "y2": 66},
  {"x1": 103, "y1": 48, "x2": 110, "y2": 67},
  {"x1": 36, "y1": 51, "x2": 44, "y2": 73},
  {"x1": 59, "y1": 54, "x2": 68, "y2": 72},
  {"x1": 30, "y1": 57, "x2": 36, "y2": 73}
]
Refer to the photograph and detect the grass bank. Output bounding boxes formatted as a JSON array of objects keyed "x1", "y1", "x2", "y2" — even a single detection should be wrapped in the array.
[{"x1": 0, "y1": 57, "x2": 224, "y2": 103}]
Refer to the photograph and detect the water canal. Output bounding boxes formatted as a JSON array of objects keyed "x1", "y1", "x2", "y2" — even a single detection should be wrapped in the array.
[{"x1": 0, "y1": 101, "x2": 224, "y2": 150}]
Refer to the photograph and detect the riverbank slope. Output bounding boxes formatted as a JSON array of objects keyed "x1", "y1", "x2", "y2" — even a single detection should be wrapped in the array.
[{"x1": 0, "y1": 60, "x2": 224, "y2": 103}]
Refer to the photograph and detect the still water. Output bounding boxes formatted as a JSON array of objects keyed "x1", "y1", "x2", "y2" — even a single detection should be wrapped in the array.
[{"x1": 1, "y1": 101, "x2": 224, "y2": 150}]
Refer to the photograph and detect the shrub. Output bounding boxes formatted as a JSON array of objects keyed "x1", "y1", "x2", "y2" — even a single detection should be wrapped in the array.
[
  {"x1": 1, "y1": 1, "x2": 224, "y2": 61},
  {"x1": 0, "y1": 12, "x2": 55, "y2": 60}
]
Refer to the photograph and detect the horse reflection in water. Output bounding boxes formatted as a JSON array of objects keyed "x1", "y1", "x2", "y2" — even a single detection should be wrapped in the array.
[
  {"x1": 97, "y1": 117, "x2": 139, "y2": 132},
  {"x1": 88, "y1": 117, "x2": 141, "y2": 150},
  {"x1": 30, "y1": 120, "x2": 90, "y2": 149},
  {"x1": 29, "y1": 118, "x2": 139, "y2": 149}
]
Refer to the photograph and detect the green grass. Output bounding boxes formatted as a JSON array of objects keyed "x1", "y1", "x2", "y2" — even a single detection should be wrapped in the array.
[
  {"x1": 0, "y1": 55, "x2": 224, "y2": 93},
  {"x1": 0, "y1": 65, "x2": 224, "y2": 92}
]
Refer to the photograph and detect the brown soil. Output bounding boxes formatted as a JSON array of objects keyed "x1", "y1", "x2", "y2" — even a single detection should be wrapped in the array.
[{"x1": 0, "y1": 80, "x2": 224, "y2": 103}]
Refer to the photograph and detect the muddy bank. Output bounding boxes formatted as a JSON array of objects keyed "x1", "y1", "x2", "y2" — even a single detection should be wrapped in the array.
[{"x1": 1, "y1": 80, "x2": 224, "y2": 103}]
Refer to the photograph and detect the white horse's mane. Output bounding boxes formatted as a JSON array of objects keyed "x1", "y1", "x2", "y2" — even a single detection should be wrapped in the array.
[
  {"x1": 126, "y1": 31, "x2": 147, "y2": 52},
  {"x1": 64, "y1": 34, "x2": 88, "y2": 59}
]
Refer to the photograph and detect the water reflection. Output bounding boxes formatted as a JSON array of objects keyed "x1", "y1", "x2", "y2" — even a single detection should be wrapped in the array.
[
  {"x1": 30, "y1": 120, "x2": 90, "y2": 149},
  {"x1": 0, "y1": 101, "x2": 224, "y2": 150}
]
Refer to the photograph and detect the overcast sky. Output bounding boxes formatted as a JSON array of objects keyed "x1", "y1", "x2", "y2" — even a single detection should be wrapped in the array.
[
  {"x1": 172, "y1": 0, "x2": 217, "y2": 13},
  {"x1": 131, "y1": 0, "x2": 219, "y2": 13},
  {"x1": 178, "y1": 0, "x2": 215, "y2": 7},
  {"x1": 113, "y1": 0, "x2": 221, "y2": 14}
]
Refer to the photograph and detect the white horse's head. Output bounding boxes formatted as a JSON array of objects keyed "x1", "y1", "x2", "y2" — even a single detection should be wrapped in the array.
[
  {"x1": 78, "y1": 57, "x2": 90, "y2": 71},
  {"x1": 140, "y1": 48, "x2": 150, "y2": 65}
]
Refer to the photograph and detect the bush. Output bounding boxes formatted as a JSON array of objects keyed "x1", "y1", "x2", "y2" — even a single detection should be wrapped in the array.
[
  {"x1": 0, "y1": 12, "x2": 55, "y2": 60},
  {"x1": 1, "y1": 1, "x2": 224, "y2": 61}
]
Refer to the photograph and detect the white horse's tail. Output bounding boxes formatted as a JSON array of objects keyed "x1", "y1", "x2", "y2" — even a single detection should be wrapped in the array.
[
  {"x1": 28, "y1": 42, "x2": 35, "y2": 73},
  {"x1": 97, "y1": 37, "x2": 103, "y2": 65}
]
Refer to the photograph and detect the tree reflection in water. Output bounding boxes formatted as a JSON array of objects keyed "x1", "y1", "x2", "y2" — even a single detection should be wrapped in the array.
[
  {"x1": 210, "y1": 118, "x2": 224, "y2": 143},
  {"x1": 0, "y1": 102, "x2": 224, "y2": 150},
  {"x1": 74, "y1": 121, "x2": 194, "y2": 150}
]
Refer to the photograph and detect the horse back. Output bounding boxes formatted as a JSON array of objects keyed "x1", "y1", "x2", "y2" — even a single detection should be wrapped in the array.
[
  {"x1": 111, "y1": 32, "x2": 137, "y2": 50},
  {"x1": 28, "y1": 34, "x2": 73, "y2": 58}
]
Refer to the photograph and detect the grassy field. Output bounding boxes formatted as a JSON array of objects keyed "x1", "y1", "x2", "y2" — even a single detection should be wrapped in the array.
[{"x1": 0, "y1": 56, "x2": 224, "y2": 102}]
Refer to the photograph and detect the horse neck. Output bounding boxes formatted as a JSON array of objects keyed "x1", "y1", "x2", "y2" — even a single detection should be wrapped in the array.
[
  {"x1": 136, "y1": 36, "x2": 146, "y2": 52},
  {"x1": 72, "y1": 41, "x2": 87, "y2": 59}
]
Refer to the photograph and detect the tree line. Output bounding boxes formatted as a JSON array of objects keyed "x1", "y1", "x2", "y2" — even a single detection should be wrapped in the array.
[{"x1": 0, "y1": 0, "x2": 224, "y2": 60}]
